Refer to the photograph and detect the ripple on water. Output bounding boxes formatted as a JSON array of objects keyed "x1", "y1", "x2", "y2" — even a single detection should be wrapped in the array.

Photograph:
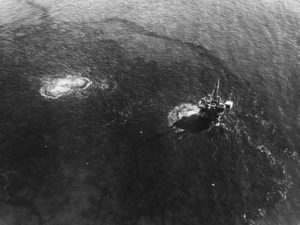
[
  {"x1": 93, "y1": 76, "x2": 118, "y2": 94},
  {"x1": 96, "y1": 78, "x2": 118, "y2": 93},
  {"x1": 39, "y1": 74, "x2": 92, "y2": 99}
]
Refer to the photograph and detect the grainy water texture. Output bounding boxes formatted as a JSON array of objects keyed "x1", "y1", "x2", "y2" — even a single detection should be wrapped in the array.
[{"x1": 0, "y1": 0, "x2": 299, "y2": 225}]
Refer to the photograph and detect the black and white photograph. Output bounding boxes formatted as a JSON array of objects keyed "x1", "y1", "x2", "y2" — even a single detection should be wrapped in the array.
[{"x1": 0, "y1": 0, "x2": 299, "y2": 224}]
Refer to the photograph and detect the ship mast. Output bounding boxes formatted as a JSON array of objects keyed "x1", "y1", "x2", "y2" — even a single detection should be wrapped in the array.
[
  {"x1": 216, "y1": 78, "x2": 220, "y2": 98},
  {"x1": 210, "y1": 79, "x2": 220, "y2": 102}
]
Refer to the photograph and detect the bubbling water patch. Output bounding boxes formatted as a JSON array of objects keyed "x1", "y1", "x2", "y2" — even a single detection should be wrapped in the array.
[
  {"x1": 98, "y1": 78, "x2": 117, "y2": 93},
  {"x1": 40, "y1": 74, "x2": 92, "y2": 99},
  {"x1": 167, "y1": 103, "x2": 199, "y2": 127}
]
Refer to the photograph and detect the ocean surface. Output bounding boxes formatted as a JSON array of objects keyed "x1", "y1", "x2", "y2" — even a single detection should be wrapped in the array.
[{"x1": 0, "y1": 0, "x2": 299, "y2": 224}]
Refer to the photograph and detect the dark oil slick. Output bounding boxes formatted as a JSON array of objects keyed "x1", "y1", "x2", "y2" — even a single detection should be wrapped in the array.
[{"x1": 0, "y1": 1, "x2": 299, "y2": 225}]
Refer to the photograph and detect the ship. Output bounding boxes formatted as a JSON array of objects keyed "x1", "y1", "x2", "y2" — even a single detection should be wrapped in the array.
[
  {"x1": 167, "y1": 79, "x2": 233, "y2": 136},
  {"x1": 197, "y1": 79, "x2": 233, "y2": 123}
]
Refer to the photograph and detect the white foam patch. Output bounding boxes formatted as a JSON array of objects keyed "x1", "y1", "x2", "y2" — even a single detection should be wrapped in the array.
[
  {"x1": 167, "y1": 103, "x2": 199, "y2": 127},
  {"x1": 40, "y1": 75, "x2": 92, "y2": 99}
]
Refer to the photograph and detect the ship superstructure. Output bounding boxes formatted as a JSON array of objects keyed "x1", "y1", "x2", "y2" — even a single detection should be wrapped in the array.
[{"x1": 198, "y1": 79, "x2": 233, "y2": 122}]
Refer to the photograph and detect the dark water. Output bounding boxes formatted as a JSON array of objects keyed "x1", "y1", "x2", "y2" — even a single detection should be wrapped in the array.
[{"x1": 0, "y1": 1, "x2": 299, "y2": 225}]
